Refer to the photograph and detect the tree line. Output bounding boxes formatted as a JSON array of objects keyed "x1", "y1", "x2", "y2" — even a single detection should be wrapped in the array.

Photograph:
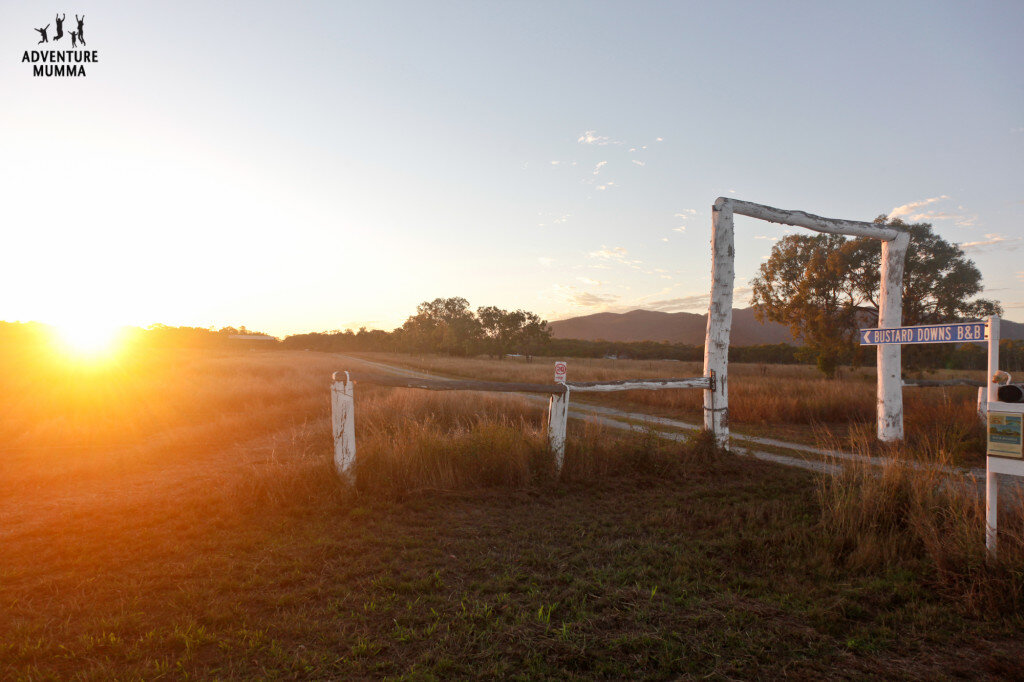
[{"x1": 282, "y1": 298, "x2": 552, "y2": 358}]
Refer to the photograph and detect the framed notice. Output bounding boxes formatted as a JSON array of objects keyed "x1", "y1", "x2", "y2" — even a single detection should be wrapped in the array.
[{"x1": 988, "y1": 412, "x2": 1023, "y2": 459}]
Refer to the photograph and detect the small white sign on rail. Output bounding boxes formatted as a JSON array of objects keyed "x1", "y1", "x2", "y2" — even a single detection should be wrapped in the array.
[{"x1": 554, "y1": 361, "x2": 567, "y2": 384}]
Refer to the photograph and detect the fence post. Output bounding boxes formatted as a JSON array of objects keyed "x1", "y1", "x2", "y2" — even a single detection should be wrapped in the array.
[
  {"x1": 985, "y1": 315, "x2": 1001, "y2": 557},
  {"x1": 547, "y1": 389, "x2": 570, "y2": 473},
  {"x1": 978, "y1": 386, "x2": 988, "y2": 423},
  {"x1": 331, "y1": 372, "x2": 356, "y2": 481}
]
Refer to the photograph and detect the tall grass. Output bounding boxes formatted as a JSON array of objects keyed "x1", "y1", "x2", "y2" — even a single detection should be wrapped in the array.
[
  {"x1": 349, "y1": 385, "x2": 717, "y2": 497},
  {"x1": 816, "y1": 440, "x2": 1024, "y2": 615},
  {"x1": 361, "y1": 352, "x2": 986, "y2": 461}
]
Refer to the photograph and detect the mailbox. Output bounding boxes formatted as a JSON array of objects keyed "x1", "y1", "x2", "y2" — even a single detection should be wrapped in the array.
[{"x1": 997, "y1": 384, "x2": 1024, "y2": 403}]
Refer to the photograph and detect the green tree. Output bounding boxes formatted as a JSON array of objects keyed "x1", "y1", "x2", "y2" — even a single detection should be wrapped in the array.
[
  {"x1": 401, "y1": 297, "x2": 481, "y2": 356},
  {"x1": 477, "y1": 306, "x2": 553, "y2": 358},
  {"x1": 751, "y1": 219, "x2": 1001, "y2": 377}
]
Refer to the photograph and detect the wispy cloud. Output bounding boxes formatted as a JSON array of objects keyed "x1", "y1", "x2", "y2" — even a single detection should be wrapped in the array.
[
  {"x1": 538, "y1": 257, "x2": 555, "y2": 267},
  {"x1": 754, "y1": 235, "x2": 778, "y2": 241},
  {"x1": 655, "y1": 137, "x2": 664, "y2": 142},
  {"x1": 577, "y1": 276, "x2": 602, "y2": 286},
  {"x1": 959, "y1": 234, "x2": 1022, "y2": 252},
  {"x1": 588, "y1": 245, "x2": 640, "y2": 266},
  {"x1": 889, "y1": 195, "x2": 977, "y2": 226},
  {"x1": 672, "y1": 227, "x2": 686, "y2": 233},
  {"x1": 578, "y1": 130, "x2": 617, "y2": 146},
  {"x1": 553, "y1": 284, "x2": 619, "y2": 308},
  {"x1": 592, "y1": 160, "x2": 607, "y2": 175},
  {"x1": 632, "y1": 159, "x2": 645, "y2": 167},
  {"x1": 572, "y1": 291, "x2": 618, "y2": 306},
  {"x1": 643, "y1": 287, "x2": 753, "y2": 313},
  {"x1": 596, "y1": 181, "x2": 615, "y2": 191},
  {"x1": 1016, "y1": 271, "x2": 1024, "y2": 282}
]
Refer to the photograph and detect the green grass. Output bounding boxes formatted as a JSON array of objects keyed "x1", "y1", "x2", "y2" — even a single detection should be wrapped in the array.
[{"x1": 3, "y1": 425, "x2": 1023, "y2": 679}]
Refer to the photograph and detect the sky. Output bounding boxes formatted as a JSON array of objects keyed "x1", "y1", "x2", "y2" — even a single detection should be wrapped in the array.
[{"x1": 2, "y1": 1, "x2": 1022, "y2": 337}]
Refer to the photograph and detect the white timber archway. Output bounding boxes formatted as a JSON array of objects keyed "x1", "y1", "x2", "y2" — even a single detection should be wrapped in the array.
[{"x1": 702, "y1": 198, "x2": 911, "y2": 445}]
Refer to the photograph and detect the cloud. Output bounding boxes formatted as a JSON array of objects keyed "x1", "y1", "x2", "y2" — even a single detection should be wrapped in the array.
[
  {"x1": 655, "y1": 137, "x2": 664, "y2": 142},
  {"x1": 642, "y1": 287, "x2": 753, "y2": 313},
  {"x1": 553, "y1": 283, "x2": 619, "y2": 308},
  {"x1": 674, "y1": 209, "x2": 696, "y2": 219},
  {"x1": 589, "y1": 245, "x2": 640, "y2": 266},
  {"x1": 596, "y1": 181, "x2": 615, "y2": 191},
  {"x1": 889, "y1": 195, "x2": 981, "y2": 227},
  {"x1": 572, "y1": 291, "x2": 618, "y2": 306},
  {"x1": 592, "y1": 160, "x2": 607, "y2": 175},
  {"x1": 754, "y1": 235, "x2": 778, "y2": 241},
  {"x1": 632, "y1": 160, "x2": 645, "y2": 167},
  {"x1": 890, "y1": 195, "x2": 949, "y2": 218},
  {"x1": 959, "y1": 234, "x2": 1022, "y2": 252},
  {"x1": 672, "y1": 227, "x2": 686, "y2": 233},
  {"x1": 1017, "y1": 271, "x2": 1024, "y2": 282},
  {"x1": 577, "y1": 130, "x2": 617, "y2": 145},
  {"x1": 549, "y1": 160, "x2": 561, "y2": 166},
  {"x1": 661, "y1": 237, "x2": 668, "y2": 242},
  {"x1": 538, "y1": 257, "x2": 555, "y2": 267},
  {"x1": 577, "y1": 276, "x2": 602, "y2": 286}
]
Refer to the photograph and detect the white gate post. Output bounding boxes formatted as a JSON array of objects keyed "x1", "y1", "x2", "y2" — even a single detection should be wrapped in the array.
[
  {"x1": 547, "y1": 389, "x2": 570, "y2": 472},
  {"x1": 703, "y1": 198, "x2": 735, "y2": 446},
  {"x1": 985, "y1": 315, "x2": 1000, "y2": 557},
  {"x1": 331, "y1": 371, "x2": 356, "y2": 480},
  {"x1": 978, "y1": 386, "x2": 988, "y2": 423},
  {"x1": 876, "y1": 231, "x2": 910, "y2": 442}
]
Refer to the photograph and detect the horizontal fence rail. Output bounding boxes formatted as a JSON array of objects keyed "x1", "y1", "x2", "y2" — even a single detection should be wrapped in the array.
[
  {"x1": 567, "y1": 377, "x2": 710, "y2": 392},
  {"x1": 331, "y1": 371, "x2": 567, "y2": 394},
  {"x1": 330, "y1": 369, "x2": 714, "y2": 481}
]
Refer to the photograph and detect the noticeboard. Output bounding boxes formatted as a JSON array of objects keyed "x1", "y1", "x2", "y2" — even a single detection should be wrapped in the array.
[{"x1": 988, "y1": 411, "x2": 1023, "y2": 459}]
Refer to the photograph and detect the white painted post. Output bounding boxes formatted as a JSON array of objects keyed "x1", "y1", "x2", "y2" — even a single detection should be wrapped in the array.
[
  {"x1": 985, "y1": 315, "x2": 1000, "y2": 557},
  {"x1": 547, "y1": 389, "x2": 570, "y2": 472},
  {"x1": 876, "y1": 231, "x2": 910, "y2": 442},
  {"x1": 978, "y1": 386, "x2": 988, "y2": 423},
  {"x1": 703, "y1": 198, "x2": 735, "y2": 446},
  {"x1": 986, "y1": 468, "x2": 998, "y2": 557},
  {"x1": 331, "y1": 372, "x2": 356, "y2": 481}
]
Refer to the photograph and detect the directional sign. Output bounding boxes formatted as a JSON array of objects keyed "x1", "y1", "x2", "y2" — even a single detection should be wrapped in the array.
[{"x1": 859, "y1": 321, "x2": 986, "y2": 346}]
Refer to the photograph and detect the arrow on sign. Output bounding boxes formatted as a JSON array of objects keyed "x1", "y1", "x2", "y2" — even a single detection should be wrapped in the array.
[{"x1": 861, "y1": 330, "x2": 872, "y2": 344}]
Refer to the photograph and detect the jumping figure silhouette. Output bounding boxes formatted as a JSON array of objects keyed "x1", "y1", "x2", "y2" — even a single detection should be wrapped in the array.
[
  {"x1": 53, "y1": 14, "x2": 66, "y2": 41},
  {"x1": 75, "y1": 15, "x2": 85, "y2": 44},
  {"x1": 35, "y1": 24, "x2": 50, "y2": 44},
  {"x1": 70, "y1": 30, "x2": 78, "y2": 49}
]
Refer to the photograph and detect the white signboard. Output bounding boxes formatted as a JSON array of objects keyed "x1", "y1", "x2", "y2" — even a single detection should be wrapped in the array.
[{"x1": 554, "y1": 361, "x2": 567, "y2": 384}]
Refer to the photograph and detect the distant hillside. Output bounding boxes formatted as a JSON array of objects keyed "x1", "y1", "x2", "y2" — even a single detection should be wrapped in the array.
[
  {"x1": 549, "y1": 308, "x2": 1024, "y2": 346},
  {"x1": 549, "y1": 308, "x2": 795, "y2": 346}
]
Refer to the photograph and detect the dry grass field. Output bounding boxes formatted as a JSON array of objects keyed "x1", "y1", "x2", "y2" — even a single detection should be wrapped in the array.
[
  {"x1": 354, "y1": 352, "x2": 988, "y2": 464},
  {"x1": 2, "y1": 346, "x2": 1022, "y2": 678}
]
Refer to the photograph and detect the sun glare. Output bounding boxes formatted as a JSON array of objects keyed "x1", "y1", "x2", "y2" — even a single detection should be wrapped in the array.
[{"x1": 55, "y1": 320, "x2": 122, "y2": 358}]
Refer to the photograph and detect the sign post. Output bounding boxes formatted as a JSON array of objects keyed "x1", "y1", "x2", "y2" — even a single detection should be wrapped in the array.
[
  {"x1": 980, "y1": 316, "x2": 1024, "y2": 558},
  {"x1": 554, "y1": 361, "x2": 567, "y2": 384},
  {"x1": 859, "y1": 318, "x2": 1024, "y2": 557}
]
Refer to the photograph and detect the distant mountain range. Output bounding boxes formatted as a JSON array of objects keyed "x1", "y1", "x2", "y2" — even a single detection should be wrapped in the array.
[{"x1": 549, "y1": 308, "x2": 1024, "y2": 346}]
